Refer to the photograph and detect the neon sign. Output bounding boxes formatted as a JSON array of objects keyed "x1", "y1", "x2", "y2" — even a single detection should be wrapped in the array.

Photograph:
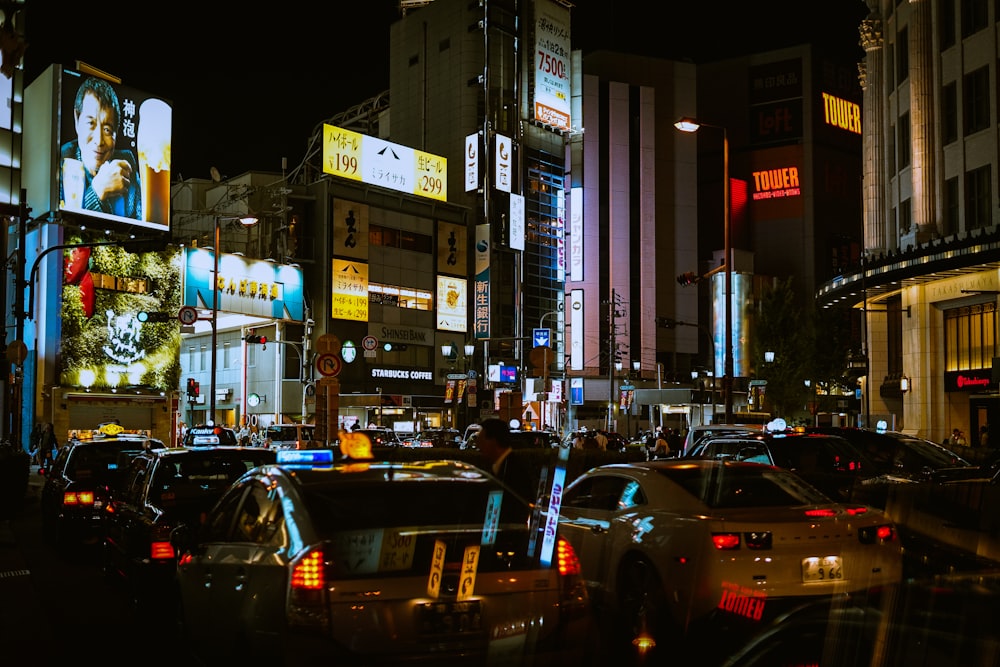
[
  {"x1": 822, "y1": 92, "x2": 861, "y2": 134},
  {"x1": 751, "y1": 167, "x2": 801, "y2": 200}
]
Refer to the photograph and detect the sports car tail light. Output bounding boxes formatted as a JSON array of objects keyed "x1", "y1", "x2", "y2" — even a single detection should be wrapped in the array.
[
  {"x1": 858, "y1": 524, "x2": 897, "y2": 544},
  {"x1": 150, "y1": 541, "x2": 175, "y2": 560},
  {"x1": 556, "y1": 536, "x2": 581, "y2": 576},
  {"x1": 712, "y1": 533, "x2": 741, "y2": 550},
  {"x1": 291, "y1": 548, "x2": 325, "y2": 590},
  {"x1": 63, "y1": 491, "x2": 95, "y2": 506}
]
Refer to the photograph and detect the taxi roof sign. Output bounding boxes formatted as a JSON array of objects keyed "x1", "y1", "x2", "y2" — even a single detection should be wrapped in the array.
[{"x1": 277, "y1": 449, "x2": 335, "y2": 465}]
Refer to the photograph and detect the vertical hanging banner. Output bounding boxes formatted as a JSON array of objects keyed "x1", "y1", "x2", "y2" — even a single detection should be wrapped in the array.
[
  {"x1": 465, "y1": 133, "x2": 480, "y2": 192},
  {"x1": 509, "y1": 193, "x2": 525, "y2": 251},
  {"x1": 570, "y1": 289, "x2": 584, "y2": 371},
  {"x1": 495, "y1": 133, "x2": 512, "y2": 193},
  {"x1": 569, "y1": 187, "x2": 583, "y2": 282},
  {"x1": 474, "y1": 224, "x2": 491, "y2": 340}
]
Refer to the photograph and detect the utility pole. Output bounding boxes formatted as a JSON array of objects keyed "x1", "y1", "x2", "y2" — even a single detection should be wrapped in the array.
[{"x1": 607, "y1": 289, "x2": 617, "y2": 432}]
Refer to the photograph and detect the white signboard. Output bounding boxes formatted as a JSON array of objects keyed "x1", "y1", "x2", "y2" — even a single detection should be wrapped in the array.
[
  {"x1": 465, "y1": 133, "x2": 479, "y2": 192},
  {"x1": 495, "y1": 133, "x2": 512, "y2": 193},
  {"x1": 570, "y1": 289, "x2": 584, "y2": 371},
  {"x1": 510, "y1": 192, "x2": 525, "y2": 251},
  {"x1": 533, "y1": 0, "x2": 572, "y2": 131}
]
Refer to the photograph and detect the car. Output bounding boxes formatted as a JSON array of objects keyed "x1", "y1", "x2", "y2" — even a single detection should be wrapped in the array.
[
  {"x1": 349, "y1": 427, "x2": 402, "y2": 447},
  {"x1": 465, "y1": 429, "x2": 559, "y2": 450},
  {"x1": 39, "y1": 423, "x2": 163, "y2": 550},
  {"x1": 262, "y1": 423, "x2": 319, "y2": 450},
  {"x1": 182, "y1": 424, "x2": 238, "y2": 447},
  {"x1": 683, "y1": 430, "x2": 876, "y2": 503},
  {"x1": 102, "y1": 445, "x2": 276, "y2": 608},
  {"x1": 170, "y1": 447, "x2": 595, "y2": 664},
  {"x1": 681, "y1": 424, "x2": 763, "y2": 456},
  {"x1": 409, "y1": 427, "x2": 463, "y2": 447},
  {"x1": 804, "y1": 427, "x2": 980, "y2": 482},
  {"x1": 558, "y1": 459, "x2": 903, "y2": 659}
]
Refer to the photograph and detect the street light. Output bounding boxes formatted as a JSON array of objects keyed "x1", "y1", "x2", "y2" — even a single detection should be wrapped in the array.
[
  {"x1": 210, "y1": 213, "x2": 259, "y2": 425},
  {"x1": 674, "y1": 116, "x2": 733, "y2": 424}
]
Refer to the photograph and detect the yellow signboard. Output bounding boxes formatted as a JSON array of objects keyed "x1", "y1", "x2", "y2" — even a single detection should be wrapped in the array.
[{"x1": 332, "y1": 260, "x2": 369, "y2": 321}]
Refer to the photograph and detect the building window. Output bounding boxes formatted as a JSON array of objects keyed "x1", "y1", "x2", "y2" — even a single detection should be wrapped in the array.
[
  {"x1": 899, "y1": 198, "x2": 912, "y2": 233},
  {"x1": 944, "y1": 176, "x2": 959, "y2": 236},
  {"x1": 896, "y1": 27, "x2": 909, "y2": 84},
  {"x1": 942, "y1": 81, "x2": 958, "y2": 143},
  {"x1": 897, "y1": 112, "x2": 911, "y2": 168},
  {"x1": 369, "y1": 224, "x2": 433, "y2": 253},
  {"x1": 888, "y1": 123, "x2": 896, "y2": 173},
  {"x1": 886, "y1": 297, "x2": 904, "y2": 377},
  {"x1": 945, "y1": 302, "x2": 997, "y2": 372},
  {"x1": 940, "y1": 0, "x2": 956, "y2": 49},
  {"x1": 368, "y1": 282, "x2": 433, "y2": 311},
  {"x1": 965, "y1": 164, "x2": 992, "y2": 229},
  {"x1": 961, "y1": 0, "x2": 989, "y2": 38},
  {"x1": 964, "y1": 65, "x2": 990, "y2": 134}
]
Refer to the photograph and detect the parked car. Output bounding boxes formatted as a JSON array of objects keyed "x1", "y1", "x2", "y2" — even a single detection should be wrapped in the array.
[
  {"x1": 681, "y1": 423, "x2": 763, "y2": 456},
  {"x1": 39, "y1": 424, "x2": 162, "y2": 550},
  {"x1": 558, "y1": 459, "x2": 903, "y2": 658},
  {"x1": 102, "y1": 445, "x2": 275, "y2": 608},
  {"x1": 349, "y1": 427, "x2": 403, "y2": 447},
  {"x1": 683, "y1": 430, "x2": 876, "y2": 503},
  {"x1": 182, "y1": 424, "x2": 238, "y2": 447},
  {"x1": 170, "y1": 449, "x2": 595, "y2": 664}
]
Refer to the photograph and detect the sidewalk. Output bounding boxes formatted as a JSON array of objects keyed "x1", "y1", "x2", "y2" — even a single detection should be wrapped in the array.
[{"x1": 0, "y1": 496, "x2": 45, "y2": 649}]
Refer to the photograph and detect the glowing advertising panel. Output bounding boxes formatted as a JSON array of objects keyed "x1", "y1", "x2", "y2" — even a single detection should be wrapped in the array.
[
  {"x1": 495, "y1": 133, "x2": 512, "y2": 193},
  {"x1": 474, "y1": 224, "x2": 491, "y2": 339},
  {"x1": 437, "y1": 220, "x2": 468, "y2": 275},
  {"x1": 465, "y1": 133, "x2": 479, "y2": 192},
  {"x1": 748, "y1": 145, "x2": 805, "y2": 220},
  {"x1": 509, "y1": 193, "x2": 525, "y2": 251},
  {"x1": 569, "y1": 187, "x2": 583, "y2": 281},
  {"x1": 182, "y1": 248, "x2": 305, "y2": 320},
  {"x1": 821, "y1": 92, "x2": 861, "y2": 134},
  {"x1": 322, "y1": 124, "x2": 447, "y2": 202},
  {"x1": 437, "y1": 275, "x2": 468, "y2": 332},
  {"x1": 570, "y1": 289, "x2": 583, "y2": 371},
  {"x1": 58, "y1": 69, "x2": 172, "y2": 230},
  {"x1": 60, "y1": 243, "x2": 180, "y2": 391},
  {"x1": 556, "y1": 189, "x2": 566, "y2": 281},
  {"x1": 532, "y1": 0, "x2": 571, "y2": 131},
  {"x1": 711, "y1": 271, "x2": 750, "y2": 379},
  {"x1": 332, "y1": 259, "x2": 369, "y2": 322}
]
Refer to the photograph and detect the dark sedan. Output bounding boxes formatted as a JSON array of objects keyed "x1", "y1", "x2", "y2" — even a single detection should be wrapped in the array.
[
  {"x1": 40, "y1": 431, "x2": 158, "y2": 550},
  {"x1": 102, "y1": 445, "x2": 275, "y2": 607}
]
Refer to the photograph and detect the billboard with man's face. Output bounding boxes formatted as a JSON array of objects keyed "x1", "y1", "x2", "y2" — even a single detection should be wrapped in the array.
[{"x1": 58, "y1": 69, "x2": 172, "y2": 231}]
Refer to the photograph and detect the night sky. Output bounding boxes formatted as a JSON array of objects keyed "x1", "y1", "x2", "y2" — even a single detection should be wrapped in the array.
[{"x1": 23, "y1": 0, "x2": 868, "y2": 181}]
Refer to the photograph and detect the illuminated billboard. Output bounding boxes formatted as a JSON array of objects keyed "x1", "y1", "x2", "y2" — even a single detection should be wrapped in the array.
[
  {"x1": 58, "y1": 69, "x2": 172, "y2": 230},
  {"x1": 532, "y1": 0, "x2": 572, "y2": 130},
  {"x1": 322, "y1": 124, "x2": 447, "y2": 202},
  {"x1": 183, "y1": 248, "x2": 305, "y2": 321},
  {"x1": 436, "y1": 275, "x2": 468, "y2": 333},
  {"x1": 59, "y1": 242, "x2": 181, "y2": 391}
]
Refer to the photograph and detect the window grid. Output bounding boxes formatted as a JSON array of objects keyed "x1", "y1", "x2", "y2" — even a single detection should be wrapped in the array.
[{"x1": 945, "y1": 303, "x2": 997, "y2": 371}]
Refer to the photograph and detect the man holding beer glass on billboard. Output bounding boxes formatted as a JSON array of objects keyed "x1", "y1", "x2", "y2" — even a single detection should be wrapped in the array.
[{"x1": 59, "y1": 76, "x2": 141, "y2": 220}]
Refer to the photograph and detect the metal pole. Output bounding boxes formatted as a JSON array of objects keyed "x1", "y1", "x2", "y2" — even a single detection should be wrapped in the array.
[
  {"x1": 210, "y1": 215, "x2": 219, "y2": 425},
  {"x1": 722, "y1": 130, "x2": 734, "y2": 425}
]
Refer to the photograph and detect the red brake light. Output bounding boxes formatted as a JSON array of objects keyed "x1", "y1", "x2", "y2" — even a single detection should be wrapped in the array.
[
  {"x1": 804, "y1": 508, "x2": 838, "y2": 518},
  {"x1": 291, "y1": 549, "x2": 325, "y2": 590},
  {"x1": 556, "y1": 537, "x2": 581, "y2": 576},
  {"x1": 876, "y1": 525, "x2": 895, "y2": 541},
  {"x1": 712, "y1": 533, "x2": 741, "y2": 550},
  {"x1": 150, "y1": 541, "x2": 175, "y2": 560},
  {"x1": 845, "y1": 506, "x2": 869, "y2": 516}
]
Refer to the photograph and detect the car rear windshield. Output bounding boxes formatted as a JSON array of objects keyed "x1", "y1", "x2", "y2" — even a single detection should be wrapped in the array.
[
  {"x1": 659, "y1": 464, "x2": 831, "y2": 508},
  {"x1": 67, "y1": 443, "x2": 145, "y2": 483},
  {"x1": 302, "y1": 479, "x2": 540, "y2": 575},
  {"x1": 153, "y1": 451, "x2": 275, "y2": 503}
]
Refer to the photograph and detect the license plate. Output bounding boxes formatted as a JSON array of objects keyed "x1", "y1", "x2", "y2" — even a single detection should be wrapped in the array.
[
  {"x1": 416, "y1": 600, "x2": 483, "y2": 636},
  {"x1": 801, "y1": 555, "x2": 844, "y2": 582}
]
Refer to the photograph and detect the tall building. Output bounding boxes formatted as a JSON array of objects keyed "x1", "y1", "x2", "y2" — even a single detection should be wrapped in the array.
[{"x1": 817, "y1": 0, "x2": 1000, "y2": 445}]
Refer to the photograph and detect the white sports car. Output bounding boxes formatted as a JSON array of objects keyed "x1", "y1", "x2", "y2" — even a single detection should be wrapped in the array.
[{"x1": 558, "y1": 459, "x2": 903, "y2": 655}]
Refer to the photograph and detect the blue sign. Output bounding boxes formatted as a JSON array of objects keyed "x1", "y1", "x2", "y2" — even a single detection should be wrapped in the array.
[
  {"x1": 533, "y1": 327, "x2": 551, "y2": 347},
  {"x1": 571, "y1": 379, "x2": 584, "y2": 406}
]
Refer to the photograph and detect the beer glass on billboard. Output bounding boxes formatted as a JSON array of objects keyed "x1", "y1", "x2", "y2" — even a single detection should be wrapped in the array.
[{"x1": 137, "y1": 98, "x2": 171, "y2": 225}]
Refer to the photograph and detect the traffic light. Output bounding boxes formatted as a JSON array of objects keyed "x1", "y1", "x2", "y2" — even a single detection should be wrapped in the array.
[
  {"x1": 186, "y1": 378, "x2": 200, "y2": 399},
  {"x1": 677, "y1": 271, "x2": 700, "y2": 286},
  {"x1": 245, "y1": 329, "x2": 268, "y2": 349},
  {"x1": 383, "y1": 342, "x2": 407, "y2": 351},
  {"x1": 137, "y1": 311, "x2": 172, "y2": 323}
]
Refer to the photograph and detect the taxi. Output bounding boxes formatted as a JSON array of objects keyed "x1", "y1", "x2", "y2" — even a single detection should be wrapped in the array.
[
  {"x1": 171, "y1": 430, "x2": 595, "y2": 664},
  {"x1": 39, "y1": 422, "x2": 162, "y2": 550}
]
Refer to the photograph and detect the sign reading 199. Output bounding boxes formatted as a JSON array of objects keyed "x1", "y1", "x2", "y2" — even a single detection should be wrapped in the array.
[
  {"x1": 537, "y1": 52, "x2": 567, "y2": 79},
  {"x1": 329, "y1": 152, "x2": 359, "y2": 176}
]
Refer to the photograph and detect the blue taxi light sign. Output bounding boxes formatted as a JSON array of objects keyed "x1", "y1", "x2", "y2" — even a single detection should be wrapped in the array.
[{"x1": 277, "y1": 449, "x2": 335, "y2": 465}]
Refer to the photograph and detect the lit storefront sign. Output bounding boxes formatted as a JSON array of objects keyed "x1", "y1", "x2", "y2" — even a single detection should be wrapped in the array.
[
  {"x1": 436, "y1": 275, "x2": 468, "y2": 333},
  {"x1": 495, "y1": 133, "x2": 512, "y2": 194},
  {"x1": 821, "y1": 92, "x2": 861, "y2": 134},
  {"x1": 322, "y1": 124, "x2": 447, "y2": 202},
  {"x1": 465, "y1": 133, "x2": 479, "y2": 192},
  {"x1": 474, "y1": 225, "x2": 491, "y2": 339},
  {"x1": 183, "y1": 248, "x2": 305, "y2": 320},
  {"x1": 331, "y1": 259, "x2": 369, "y2": 322},
  {"x1": 369, "y1": 367, "x2": 435, "y2": 382},
  {"x1": 751, "y1": 166, "x2": 801, "y2": 200},
  {"x1": 945, "y1": 369, "x2": 992, "y2": 392}
]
